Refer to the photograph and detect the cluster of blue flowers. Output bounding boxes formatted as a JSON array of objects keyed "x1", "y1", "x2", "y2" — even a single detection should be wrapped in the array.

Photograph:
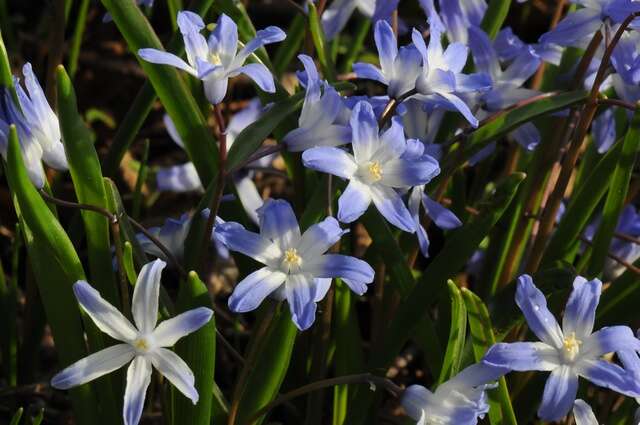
[{"x1": 3, "y1": 0, "x2": 640, "y2": 424}]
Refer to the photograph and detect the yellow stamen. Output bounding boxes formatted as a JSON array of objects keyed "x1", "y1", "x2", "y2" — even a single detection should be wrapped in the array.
[
  {"x1": 134, "y1": 338, "x2": 150, "y2": 352},
  {"x1": 368, "y1": 161, "x2": 382, "y2": 182},
  {"x1": 562, "y1": 332, "x2": 582, "y2": 361},
  {"x1": 208, "y1": 51, "x2": 222, "y2": 65},
  {"x1": 283, "y1": 248, "x2": 302, "y2": 268}
]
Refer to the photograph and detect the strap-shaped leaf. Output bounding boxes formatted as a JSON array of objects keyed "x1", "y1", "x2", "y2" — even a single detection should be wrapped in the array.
[
  {"x1": 480, "y1": 0, "x2": 512, "y2": 40},
  {"x1": 587, "y1": 106, "x2": 640, "y2": 276},
  {"x1": 4, "y1": 127, "x2": 98, "y2": 425},
  {"x1": 462, "y1": 288, "x2": 517, "y2": 425},
  {"x1": 57, "y1": 65, "x2": 119, "y2": 307},
  {"x1": 173, "y1": 271, "x2": 216, "y2": 425},
  {"x1": 436, "y1": 280, "x2": 467, "y2": 384}
]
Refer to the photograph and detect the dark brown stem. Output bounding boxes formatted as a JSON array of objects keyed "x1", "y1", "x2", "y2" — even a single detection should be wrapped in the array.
[
  {"x1": 229, "y1": 145, "x2": 284, "y2": 174},
  {"x1": 38, "y1": 189, "x2": 185, "y2": 277},
  {"x1": 378, "y1": 88, "x2": 418, "y2": 128},
  {"x1": 579, "y1": 235, "x2": 640, "y2": 276},
  {"x1": 526, "y1": 14, "x2": 639, "y2": 273},
  {"x1": 247, "y1": 373, "x2": 403, "y2": 424},
  {"x1": 201, "y1": 104, "x2": 228, "y2": 275},
  {"x1": 110, "y1": 216, "x2": 132, "y2": 318},
  {"x1": 597, "y1": 98, "x2": 638, "y2": 111}
]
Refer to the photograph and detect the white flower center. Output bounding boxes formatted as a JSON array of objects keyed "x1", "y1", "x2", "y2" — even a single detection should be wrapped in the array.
[
  {"x1": 562, "y1": 332, "x2": 582, "y2": 362},
  {"x1": 358, "y1": 161, "x2": 383, "y2": 183},
  {"x1": 133, "y1": 337, "x2": 151, "y2": 353},
  {"x1": 208, "y1": 51, "x2": 222, "y2": 66},
  {"x1": 282, "y1": 248, "x2": 302, "y2": 273}
]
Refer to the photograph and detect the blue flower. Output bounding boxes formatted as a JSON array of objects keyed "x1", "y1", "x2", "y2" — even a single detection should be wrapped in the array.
[
  {"x1": 321, "y1": 0, "x2": 399, "y2": 41},
  {"x1": 483, "y1": 274, "x2": 640, "y2": 421},
  {"x1": 467, "y1": 25, "x2": 542, "y2": 150},
  {"x1": 353, "y1": 20, "x2": 423, "y2": 98},
  {"x1": 583, "y1": 205, "x2": 640, "y2": 280},
  {"x1": 539, "y1": 0, "x2": 640, "y2": 48},
  {"x1": 494, "y1": 27, "x2": 563, "y2": 66},
  {"x1": 403, "y1": 139, "x2": 461, "y2": 257},
  {"x1": 157, "y1": 100, "x2": 266, "y2": 223},
  {"x1": 217, "y1": 199, "x2": 374, "y2": 330},
  {"x1": 419, "y1": 0, "x2": 487, "y2": 44},
  {"x1": 282, "y1": 55, "x2": 351, "y2": 152},
  {"x1": 0, "y1": 63, "x2": 68, "y2": 188},
  {"x1": 302, "y1": 101, "x2": 440, "y2": 232},
  {"x1": 139, "y1": 12, "x2": 285, "y2": 104},
  {"x1": 136, "y1": 211, "x2": 229, "y2": 261},
  {"x1": 573, "y1": 400, "x2": 599, "y2": 425},
  {"x1": 51, "y1": 260, "x2": 213, "y2": 425},
  {"x1": 398, "y1": 99, "x2": 445, "y2": 159},
  {"x1": 411, "y1": 22, "x2": 491, "y2": 127},
  {"x1": 401, "y1": 363, "x2": 508, "y2": 425}
]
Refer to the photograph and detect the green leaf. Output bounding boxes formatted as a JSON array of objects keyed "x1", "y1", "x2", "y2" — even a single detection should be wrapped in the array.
[
  {"x1": 307, "y1": 2, "x2": 337, "y2": 82},
  {"x1": 462, "y1": 288, "x2": 517, "y2": 425},
  {"x1": 480, "y1": 0, "x2": 512, "y2": 39},
  {"x1": 332, "y1": 280, "x2": 364, "y2": 425},
  {"x1": 339, "y1": 16, "x2": 371, "y2": 74},
  {"x1": 4, "y1": 127, "x2": 98, "y2": 425},
  {"x1": 587, "y1": 106, "x2": 640, "y2": 277},
  {"x1": 32, "y1": 408, "x2": 45, "y2": 425},
  {"x1": 234, "y1": 303, "x2": 297, "y2": 425},
  {"x1": 0, "y1": 254, "x2": 17, "y2": 386},
  {"x1": 273, "y1": 14, "x2": 306, "y2": 77},
  {"x1": 9, "y1": 408, "x2": 22, "y2": 425},
  {"x1": 100, "y1": 0, "x2": 218, "y2": 184},
  {"x1": 57, "y1": 65, "x2": 119, "y2": 307},
  {"x1": 346, "y1": 173, "x2": 525, "y2": 425},
  {"x1": 123, "y1": 242, "x2": 137, "y2": 286},
  {"x1": 458, "y1": 91, "x2": 588, "y2": 168},
  {"x1": 437, "y1": 280, "x2": 467, "y2": 384},
  {"x1": 173, "y1": 271, "x2": 216, "y2": 425},
  {"x1": 542, "y1": 140, "x2": 623, "y2": 266}
]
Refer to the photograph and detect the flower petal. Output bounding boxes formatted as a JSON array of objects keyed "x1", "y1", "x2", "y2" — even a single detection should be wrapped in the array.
[
  {"x1": 350, "y1": 101, "x2": 380, "y2": 163},
  {"x1": 285, "y1": 273, "x2": 318, "y2": 330},
  {"x1": 132, "y1": 259, "x2": 166, "y2": 334},
  {"x1": 482, "y1": 342, "x2": 560, "y2": 371},
  {"x1": 302, "y1": 147, "x2": 357, "y2": 179},
  {"x1": 232, "y1": 173, "x2": 263, "y2": 225},
  {"x1": 577, "y1": 358, "x2": 640, "y2": 396},
  {"x1": 51, "y1": 344, "x2": 135, "y2": 389},
  {"x1": 138, "y1": 49, "x2": 196, "y2": 75},
  {"x1": 380, "y1": 156, "x2": 440, "y2": 188},
  {"x1": 149, "y1": 348, "x2": 198, "y2": 403},
  {"x1": 203, "y1": 76, "x2": 229, "y2": 105},
  {"x1": 210, "y1": 13, "x2": 238, "y2": 66},
  {"x1": 152, "y1": 307, "x2": 213, "y2": 347},
  {"x1": 468, "y1": 26, "x2": 501, "y2": 79},
  {"x1": 539, "y1": 8, "x2": 602, "y2": 47},
  {"x1": 216, "y1": 221, "x2": 282, "y2": 265},
  {"x1": 232, "y1": 63, "x2": 276, "y2": 94},
  {"x1": 584, "y1": 327, "x2": 640, "y2": 363},
  {"x1": 562, "y1": 276, "x2": 601, "y2": 340},
  {"x1": 233, "y1": 26, "x2": 286, "y2": 68},
  {"x1": 321, "y1": 0, "x2": 357, "y2": 41},
  {"x1": 156, "y1": 163, "x2": 203, "y2": 193},
  {"x1": 435, "y1": 91, "x2": 479, "y2": 127},
  {"x1": 369, "y1": 184, "x2": 415, "y2": 232},
  {"x1": 373, "y1": 20, "x2": 397, "y2": 77},
  {"x1": 573, "y1": 399, "x2": 598, "y2": 425},
  {"x1": 515, "y1": 274, "x2": 564, "y2": 349},
  {"x1": 538, "y1": 365, "x2": 578, "y2": 421},
  {"x1": 352, "y1": 63, "x2": 387, "y2": 85},
  {"x1": 257, "y1": 199, "x2": 302, "y2": 248},
  {"x1": 304, "y1": 254, "x2": 374, "y2": 295},
  {"x1": 73, "y1": 281, "x2": 137, "y2": 341},
  {"x1": 510, "y1": 122, "x2": 540, "y2": 151},
  {"x1": 297, "y1": 216, "x2": 347, "y2": 258},
  {"x1": 123, "y1": 356, "x2": 152, "y2": 425},
  {"x1": 338, "y1": 180, "x2": 372, "y2": 223},
  {"x1": 228, "y1": 267, "x2": 286, "y2": 313},
  {"x1": 401, "y1": 384, "x2": 431, "y2": 421},
  {"x1": 422, "y1": 194, "x2": 462, "y2": 229}
]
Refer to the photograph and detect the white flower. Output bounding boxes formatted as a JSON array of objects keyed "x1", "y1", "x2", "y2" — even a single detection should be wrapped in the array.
[{"x1": 51, "y1": 259, "x2": 213, "y2": 425}]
